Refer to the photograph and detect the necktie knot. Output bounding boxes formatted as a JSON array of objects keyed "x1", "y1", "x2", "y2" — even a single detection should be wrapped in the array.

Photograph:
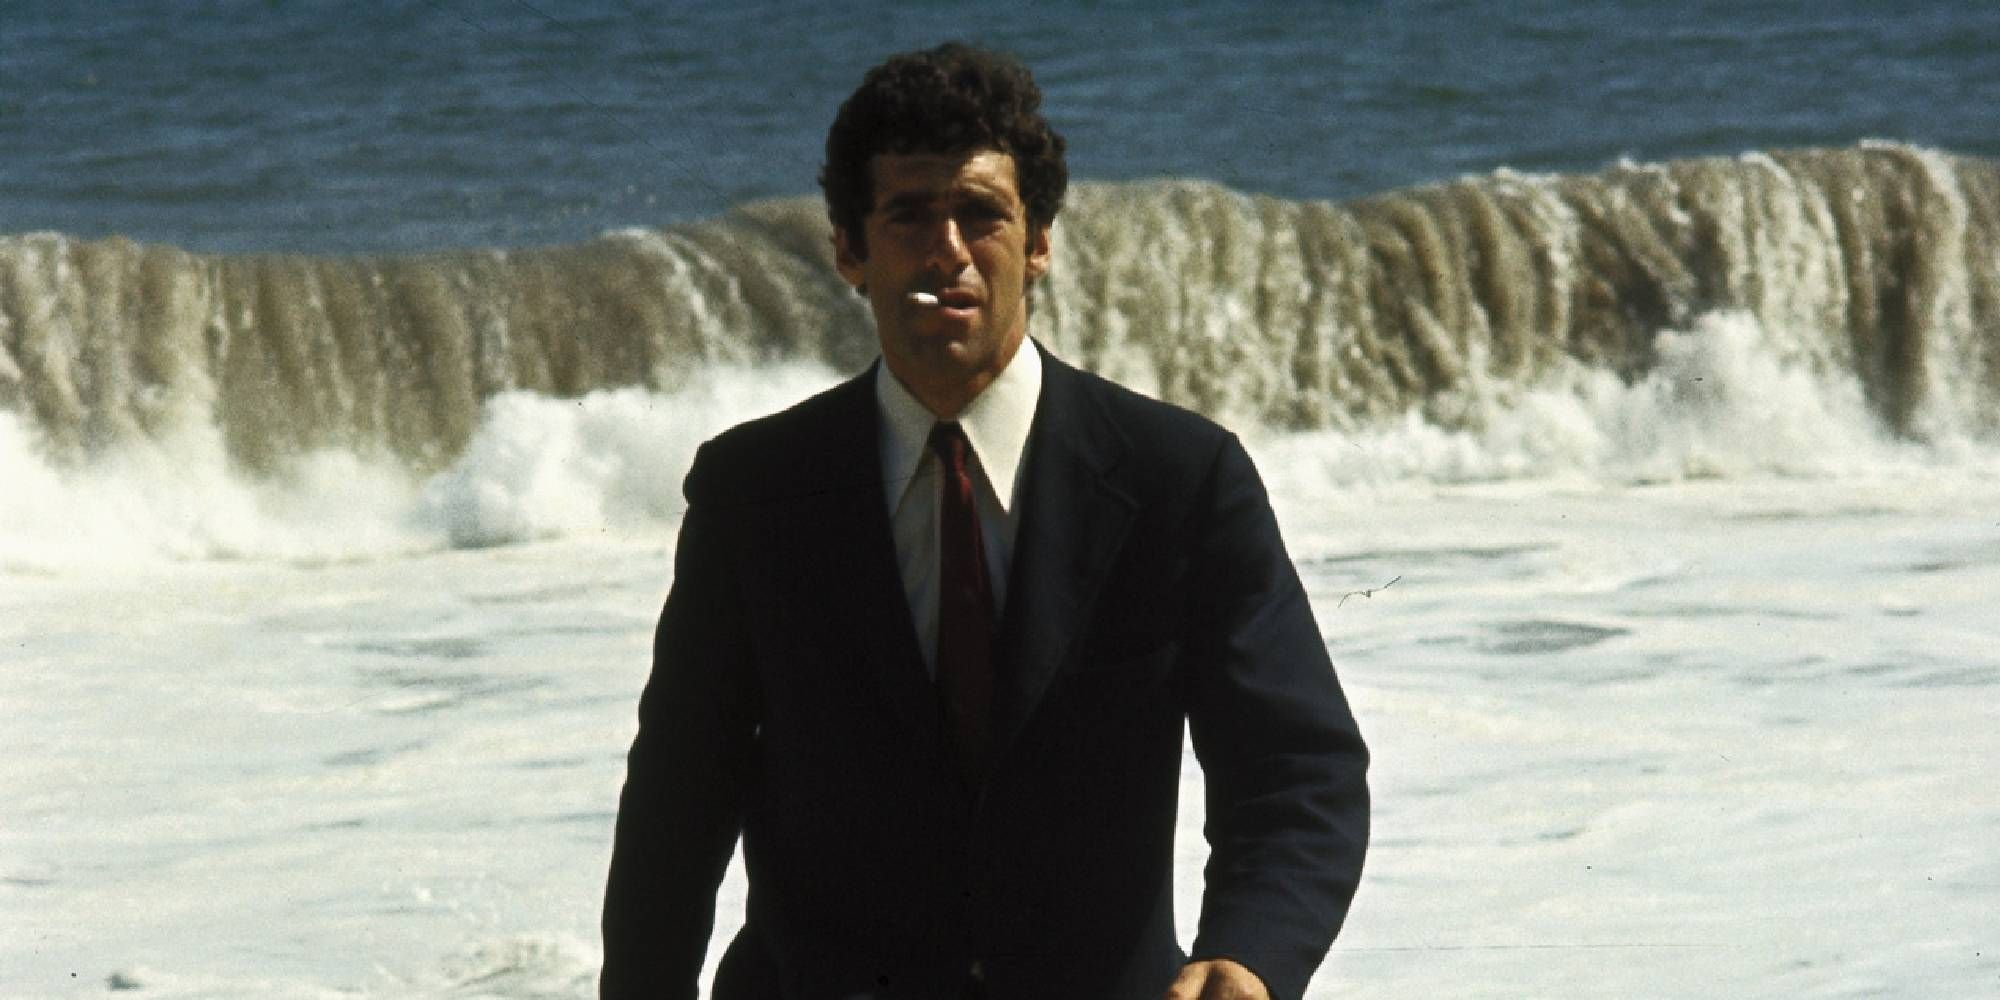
[{"x1": 928, "y1": 421, "x2": 969, "y2": 471}]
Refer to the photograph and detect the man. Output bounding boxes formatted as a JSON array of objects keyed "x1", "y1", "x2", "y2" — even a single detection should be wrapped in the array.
[{"x1": 602, "y1": 43, "x2": 1368, "y2": 1000}]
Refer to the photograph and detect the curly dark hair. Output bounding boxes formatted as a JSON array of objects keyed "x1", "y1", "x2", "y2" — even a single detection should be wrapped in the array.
[{"x1": 820, "y1": 42, "x2": 1068, "y2": 255}]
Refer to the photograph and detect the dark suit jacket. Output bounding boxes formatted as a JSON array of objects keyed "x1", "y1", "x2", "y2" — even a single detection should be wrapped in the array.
[{"x1": 602, "y1": 344, "x2": 1368, "y2": 1000}]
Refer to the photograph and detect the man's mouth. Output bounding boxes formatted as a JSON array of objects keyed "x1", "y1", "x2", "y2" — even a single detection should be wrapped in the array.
[{"x1": 910, "y1": 288, "x2": 981, "y2": 317}]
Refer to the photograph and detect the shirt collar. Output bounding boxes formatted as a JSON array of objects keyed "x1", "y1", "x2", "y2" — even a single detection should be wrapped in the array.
[{"x1": 876, "y1": 338, "x2": 1043, "y2": 514}]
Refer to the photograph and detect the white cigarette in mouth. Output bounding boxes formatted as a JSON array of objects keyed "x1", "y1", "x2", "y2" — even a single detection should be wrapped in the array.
[{"x1": 909, "y1": 292, "x2": 940, "y2": 307}]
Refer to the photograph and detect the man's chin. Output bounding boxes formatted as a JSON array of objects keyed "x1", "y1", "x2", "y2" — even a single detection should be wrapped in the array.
[
  {"x1": 906, "y1": 331, "x2": 985, "y2": 364},
  {"x1": 883, "y1": 340, "x2": 991, "y2": 387}
]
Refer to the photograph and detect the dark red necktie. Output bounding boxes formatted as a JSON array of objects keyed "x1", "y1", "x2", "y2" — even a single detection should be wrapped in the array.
[{"x1": 930, "y1": 422, "x2": 994, "y2": 781}]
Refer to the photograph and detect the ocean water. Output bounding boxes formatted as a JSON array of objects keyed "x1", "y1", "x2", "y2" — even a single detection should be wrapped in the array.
[
  {"x1": 9, "y1": 0, "x2": 1998, "y2": 253},
  {"x1": 4, "y1": 3, "x2": 1999, "y2": 998}
]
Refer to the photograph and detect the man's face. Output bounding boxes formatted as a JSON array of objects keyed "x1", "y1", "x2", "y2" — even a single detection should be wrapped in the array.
[{"x1": 834, "y1": 149, "x2": 1052, "y2": 413}]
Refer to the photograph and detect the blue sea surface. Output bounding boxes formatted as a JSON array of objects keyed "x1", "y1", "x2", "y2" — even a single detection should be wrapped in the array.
[{"x1": 4, "y1": 0, "x2": 1995, "y2": 252}]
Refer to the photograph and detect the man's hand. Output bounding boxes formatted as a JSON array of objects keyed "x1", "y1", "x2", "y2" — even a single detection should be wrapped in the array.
[{"x1": 1163, "y1": 958, "x2": 1270, "y2": 1000}]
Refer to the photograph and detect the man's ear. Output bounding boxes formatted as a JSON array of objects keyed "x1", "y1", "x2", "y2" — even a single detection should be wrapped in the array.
[
  {"x1": 1025, "y1": 222, "x2": 1052, "y2": 284},
  {"x1": 832, "y1": 226, "x2": 866, "y2": 291}
]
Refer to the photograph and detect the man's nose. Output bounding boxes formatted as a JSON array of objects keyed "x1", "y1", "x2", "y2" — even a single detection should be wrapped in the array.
[{"x1": 925, "y1": 218, "x2": 972, "y2": 270}]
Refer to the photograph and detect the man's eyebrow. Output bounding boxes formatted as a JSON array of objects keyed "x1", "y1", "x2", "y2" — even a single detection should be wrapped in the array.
[
  {"x1": 878, "y1": 190, "x2": 941, "y2": 212},
  {"x1": 879, "y1": 183, "x2": 1014, "y2": 212}
]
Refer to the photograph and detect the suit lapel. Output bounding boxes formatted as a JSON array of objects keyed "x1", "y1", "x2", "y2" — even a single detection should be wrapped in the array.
[
  {"x1": 990, "y1": 347, "x2": 1139, "y2": 760},
  {"x1": 788, "y1": 368, "x2": 946, "y2": 758}
]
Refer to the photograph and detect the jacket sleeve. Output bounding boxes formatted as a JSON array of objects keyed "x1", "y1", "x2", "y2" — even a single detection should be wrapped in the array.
[
  {"x1": 601, "y1": 444, "x2": 761, "y2": 1000},
  {"x1": 1184, "y1": 433, "x2": 1370, "y2": 1000}
]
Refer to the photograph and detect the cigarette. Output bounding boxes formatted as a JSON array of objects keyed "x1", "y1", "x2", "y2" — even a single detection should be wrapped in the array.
[{"x1": 909, "y1": 292, "x2": 940, "y2": 307}]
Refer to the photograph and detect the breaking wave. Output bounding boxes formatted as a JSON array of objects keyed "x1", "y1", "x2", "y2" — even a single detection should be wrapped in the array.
[{"x1": 4, "y1": 143, "x2": 1997, "y2": 566}]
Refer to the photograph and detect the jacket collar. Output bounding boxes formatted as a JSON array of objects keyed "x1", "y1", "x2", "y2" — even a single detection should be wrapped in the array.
[
  {"x1": 874, "y1": 338, "x2": 1043, "y2": 518},
  {"x1": 810, "y1": 343, "x2": 1140, "y2": 783}
]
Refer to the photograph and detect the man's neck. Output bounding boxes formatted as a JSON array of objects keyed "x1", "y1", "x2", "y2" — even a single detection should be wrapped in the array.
[{"x1": 891, "y1": 334, "x2": 1026, "y2": 420}]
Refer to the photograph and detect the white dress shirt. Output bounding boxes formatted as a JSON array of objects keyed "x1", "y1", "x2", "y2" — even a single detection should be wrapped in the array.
[{"x1": 875, "y1": 342, "x2": 1042, "y2": 675}]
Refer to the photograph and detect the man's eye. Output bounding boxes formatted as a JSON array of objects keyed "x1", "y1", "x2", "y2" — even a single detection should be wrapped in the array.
[{"x1": 957, "y1": 206, "x2": 1007, "y2": 232}]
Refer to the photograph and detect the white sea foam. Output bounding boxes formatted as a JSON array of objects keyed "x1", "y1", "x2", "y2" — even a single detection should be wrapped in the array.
[
  {"x1": 0, "y1": 365, "x2": 840, "y2": 572},
  {"x1": 0, "y1": 410, "x2": 428, "y2": 572},
  {"x1": 4, "y1": 318, "x2": 1996, "y2": 1000},
  {"x1": 10, "y1": 313, "x2": 2000, "y2": 574},
  {"x1": 423, "y1": 364, "x2": 837, "y2": 549},
  {"x1": 1251, "y1": 310, "x2": 1999, "y2": 502},
  {"x1": 7, "y1": 473, "x2": 1994, "y2": 998}
]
